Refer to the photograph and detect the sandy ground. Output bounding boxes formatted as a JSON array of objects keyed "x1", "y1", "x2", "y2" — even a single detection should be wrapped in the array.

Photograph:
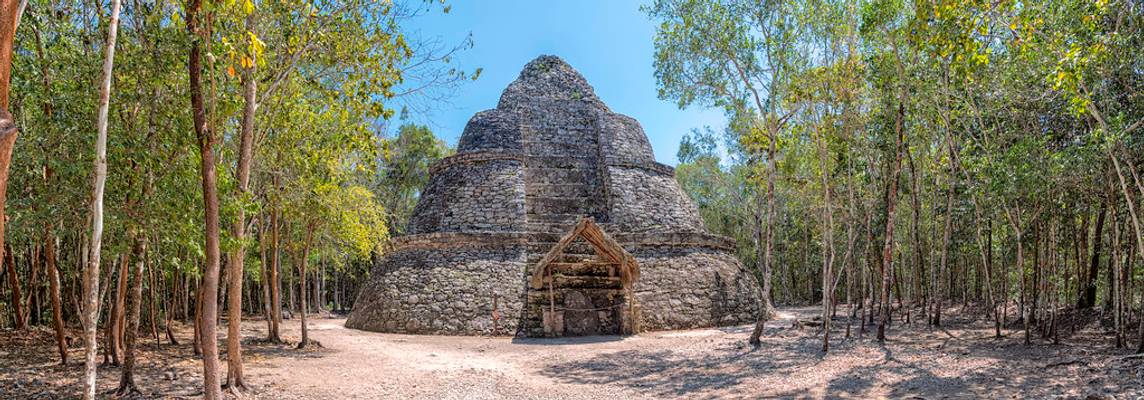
[{"x1": 3, "y1": 306, "x2": 1143, "y2": 399}]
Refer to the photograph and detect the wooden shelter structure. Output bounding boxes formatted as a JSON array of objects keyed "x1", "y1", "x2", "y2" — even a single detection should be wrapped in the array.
[{"x1": 529, "y1": 218, "x2": 641, "y2": 336}]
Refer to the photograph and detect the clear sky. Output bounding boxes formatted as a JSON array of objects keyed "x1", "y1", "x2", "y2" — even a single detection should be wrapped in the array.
[{"x1": 400, "y1": 1, "x2": 727, "y2": 165}]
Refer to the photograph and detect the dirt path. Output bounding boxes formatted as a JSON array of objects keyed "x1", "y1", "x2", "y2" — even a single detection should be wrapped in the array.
[
  {"x1": 3, "y1": 307, "x2": 1143, "y2": 399},
  {"x1": 247, "y1": 308, "x2": 1142, "y2": 399}
]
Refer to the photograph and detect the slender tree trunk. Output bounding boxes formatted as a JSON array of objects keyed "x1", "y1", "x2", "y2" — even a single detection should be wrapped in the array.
[
  {"x1": 935, "y1": 168, "x2": 954, "y2": 326},
  {"x1": 906, "y1": 147, "x2": 924, "y2": 325},
  {"x1": 147, "y1": 253, "x2": 160, "y2": 346},
  {"x1": 28, "y1": 244, "x2": 40, "y2": 327},
  {"x1": 260, "y1": 216, "x2": 272, "y2": 335},
  {"x1": 224, "y1": 11, "x2": 258, "y2": 391},
  {"x1": 186, "y1": 0, "x2": 222, "y2": 396},
  {"x1": 877, "y1": 35, "x2": 908, "y2": 343},
  {"x1": 109, "y1": 252, "x2": 129, "y2": 365},
  {"x1": 297, "y1": 223, "x2": 315, "y2": 348},
  {"x1": 749, "y1": 124, "x2": 779, "y2": 346},
  {"x1": 46, "y1": 228, "x2": 66, "y2": 364},
  {"x1": 4, "y1": 244, "x2": 21, "y2": 329},
  {"x1": 269, "y1": 202, "x2": 282, "y2": 342},
  {"x1": 116, "y1": 233, "x2": 147, "y2": 395},
  {"x1": 844, "y1": 156, "x2": 858, "y2": 338},
  {"x1": 816, "y1": 132, "x2": 835, "y2": 352},
  {"x1": 80, "y1": 1, "x2": 121, "y2": 395},
  {"x1": 1004, "y1": 206, "x2": 1029, "y2": 345},
  {"x1": 1080, "y1": 202, "x2": 1106, "y2": 308},
  {"x1": 193, "y1": 282, "x2": 203, "y2": 356},
  {"x1": 878, "y1": 101, "x2": 905, "y2": 343}
]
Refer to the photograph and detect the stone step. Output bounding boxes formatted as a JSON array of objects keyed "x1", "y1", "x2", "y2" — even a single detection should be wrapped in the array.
[
  {"x1": 523, "y1": 155, "x2": 598, "y2": 169},
  {"x1": 525, "y1": 222, "x2": 578, "y2": 233},
  {"x1": 526, "y1": 197, "x2": 599, "y2": 215},
  {"x1": 526, "y1": 213, "x2": 603, "y2": 224},
  {"x1": 525, "y1": 183, "x2": 595, "y2": 198},
  {"x1": 524, "y1": 168, "x2": 601, "y2": 185},
  {"x1": 523, "y1": 137, "x2": 599, "y2": 157}
]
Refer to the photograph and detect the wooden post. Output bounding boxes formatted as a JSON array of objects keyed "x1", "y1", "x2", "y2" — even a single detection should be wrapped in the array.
[{"x1": 546, "y1": 266, "x2": 556, "y2": 335}]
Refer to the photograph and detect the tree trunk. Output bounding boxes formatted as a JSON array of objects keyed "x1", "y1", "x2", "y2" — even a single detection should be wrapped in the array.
[
  {"x1": 906, "y1": 146, "x2": 925, "y2": 325},
  {"x1": 878, "y1": 35, "x2": 908, "y2": 343},
  {"x1": 936, "y1": 167, "x2": 954, "y2": 326},
  {"x1": 297, "y1": 223, "x2": 315, "y2": 348},
  {"x1": 4, "y1": 244, "x2": 22, "y2": 329},
  {"x1": 878, "y1": 100, "x2": 905, "y2": 343},
  {"x1": 224, "y1": 13, "x2": 258, "y2": 390},
  {"x1": 116, "y1": 233, "x2": 147, "y2": 396},
  {"x1": 109, "y1": 252, "x2": 129, "y2": 365},
  {"x1": 46, "y1": 228, "x2": 66, "y2": 364},
  {"x1": 1080, "y1": 202, "x2": 1106, "y2": 308},
  {"x1": 28, "y1": 244, "x2": 40, "y2": 327},
  {"x1": 816, "y1": 132, "x2": 835, "y2": 352},
  {"x1": 81, "y1": 0, "x2": 122, "y2": 396},
  {"x1": 193, "y1": 282, "x2": 203, "y2": 356},
  {"x1": 260, "y1": 216, "x2": 272, "y2": 335},
  {"x1": 269, "y1": 202, "x2": 282, "y2": 342},
  {"x1": 147, "y1": 254, "x2": 159, "y2": 346},
  {"x1": 748, "y1": 124, "x2": 779, "y2": 346},
  {"x1": 186, "y1": 0, "x2": 222, "y2": 396}
]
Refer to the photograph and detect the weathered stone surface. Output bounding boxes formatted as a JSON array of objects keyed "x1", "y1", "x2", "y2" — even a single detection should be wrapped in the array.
[{"x1": 346, "y1": 55, "x2": 761, "y2": 336}]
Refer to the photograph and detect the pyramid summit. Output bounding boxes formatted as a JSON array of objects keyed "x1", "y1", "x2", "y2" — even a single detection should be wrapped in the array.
[{"x1": 346, "y1": 55, "x2": 761, "y2": 337}]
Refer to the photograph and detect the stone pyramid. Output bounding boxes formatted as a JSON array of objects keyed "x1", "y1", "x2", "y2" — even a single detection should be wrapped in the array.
[{"x1": 346, "y1": 55, "x2": 760, "y2": 337}]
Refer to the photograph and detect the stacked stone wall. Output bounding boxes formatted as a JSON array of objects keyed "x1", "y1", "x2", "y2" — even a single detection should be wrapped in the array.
[
  {"x1": 345, "y1": 244, "x2": 528, "y2": 335},
  {"x1": 631, "y1": 246, "x2": 761, "y2": 330},
  {"x1": 599, "y1": 113, "x2": 656, "y2": 164},
  {"x1": 605, "y1": 166, "x2": 705, "y2": 233},
  {"x1": 457, "y1": 110, "x2": 522, "y2": 152},
  {"x1": 407, "y1": 158, "x2": 526, "y2": 234}
]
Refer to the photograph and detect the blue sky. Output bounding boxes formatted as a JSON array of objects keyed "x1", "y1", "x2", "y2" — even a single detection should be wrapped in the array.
[{"x1": 398, "y1": 1, "x2": 727, "y2": 165}]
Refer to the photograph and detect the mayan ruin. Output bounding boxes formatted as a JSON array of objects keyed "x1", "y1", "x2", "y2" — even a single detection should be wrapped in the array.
[{"x1": 345, "y1": 55, "x2": 762, "y2": 337}]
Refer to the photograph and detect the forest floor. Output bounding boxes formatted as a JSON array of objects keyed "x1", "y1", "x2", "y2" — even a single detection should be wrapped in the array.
[{"x1": 2, "y1": 305, "x2": 1143, "y2": 399}]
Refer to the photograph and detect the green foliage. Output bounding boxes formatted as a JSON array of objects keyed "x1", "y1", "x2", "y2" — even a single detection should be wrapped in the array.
[
  {"x1": 375, "y1": 123, "x2": 451, "y2": 234},
  {"x1": 653, "y1": 0, "x2": 1144, "y2": 306},
  {"x1": 3, "y1": 0, "x2": 473, "y2": 299}
]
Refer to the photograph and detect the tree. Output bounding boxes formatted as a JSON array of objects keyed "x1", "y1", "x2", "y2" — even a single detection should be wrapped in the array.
[
  {"x1": 645, "y1": 0, "x2": 803, "y2": 346},
  {"x1": 81, "y1": 0, "x2": 122, "y2": 397},
  {"x1": 184, "y1": 0, "x2": 223, "y2": 396}
]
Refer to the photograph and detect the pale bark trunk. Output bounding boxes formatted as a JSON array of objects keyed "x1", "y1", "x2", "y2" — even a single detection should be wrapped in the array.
[{"x1": 80, "y1": 0, "x2": 121, "y2": 395}]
